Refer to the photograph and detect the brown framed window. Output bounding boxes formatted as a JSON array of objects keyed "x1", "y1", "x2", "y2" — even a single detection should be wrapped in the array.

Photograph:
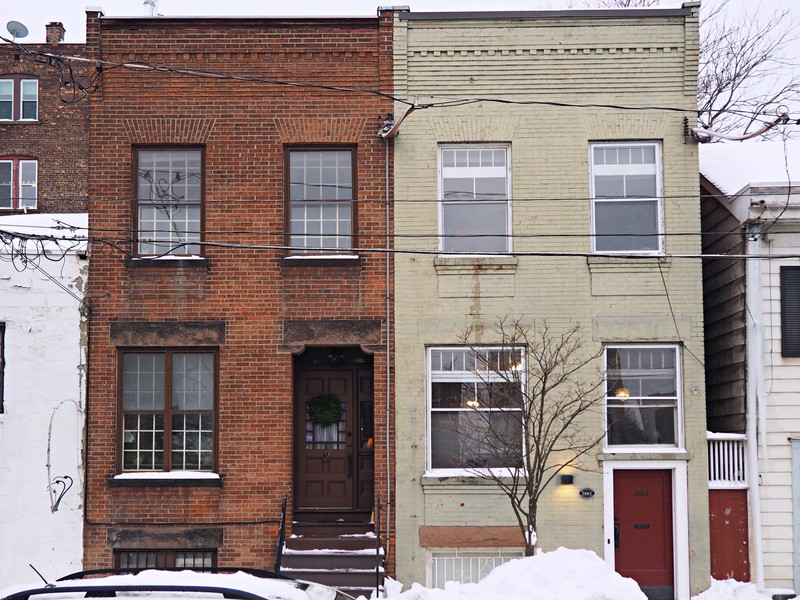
[
  {"x1": 135, "y1": 148, "x2": 203, "y2": 256},
  {"x1": 0, "y1": 76, "x2": 38, "y2": 121},
  {"x1": 287, "y1": 147, "x2": 354, "y2": 254},
  {"x1": 120, "y1": 349, "x2": 216, "y2": 471},
  {"x1": 0, "y1": 158, "x2": 37, "y2": 210},
  {"x1": 115, "y1": 549, "x2": 217, "y2": 570}
]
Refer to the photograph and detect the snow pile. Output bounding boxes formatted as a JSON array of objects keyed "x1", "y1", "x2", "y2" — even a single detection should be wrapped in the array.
[
  {"x1": 693, "y1": 579, "x2": 786, "y2": 600},
  {"x1": 387, "y1": 547, "x2": 646, "y2": 600}
]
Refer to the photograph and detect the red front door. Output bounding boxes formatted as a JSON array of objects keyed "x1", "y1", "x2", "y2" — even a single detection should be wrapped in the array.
[
  {"x1": 709, "y1": 489, "x2": 750, "y2": 581},
  {"x1": 614, "y1": 469, "x2": 674, "y2": 600}
]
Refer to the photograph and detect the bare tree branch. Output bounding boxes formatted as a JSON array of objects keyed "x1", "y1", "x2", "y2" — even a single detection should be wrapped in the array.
[{"x1": 450, "y1": 320, "x2": 605, "y2": 556}]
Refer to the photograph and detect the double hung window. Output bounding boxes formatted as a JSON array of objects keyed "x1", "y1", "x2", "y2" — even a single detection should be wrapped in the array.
[
  {"x1": 604, "y1": 345, "x2": 680, "y2": 448},
  {"x1": 440, "y1": 146, "x2": 510, "y2": 253},
  {"x1": 780, "y1": 266, "x2": 800, "y2": 357},
  {"x1": 428, "y1": 346, "x2": 524, "y2": 470},
  {"x1": 287, "y1": 148, "x2": 354, "y2": 253},
  {"x1": 136, "y1": 148, "x2": 203, "y2": 256},
  {"x1": 590, "y1": 142, "x2": 662, "y2": 253},
  {"x1": 120, "y1": 350, "x2": 216, "y2": 471},
  {"x1": 0, "y1": 158, "x2": 37, "y2": 210},
  {"x1": 0, "y1": 77, "x2": 38, "y2": 121}
]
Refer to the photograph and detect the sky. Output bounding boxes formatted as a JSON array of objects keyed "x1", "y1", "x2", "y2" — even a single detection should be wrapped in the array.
[
  {"x1": 0, "y1": 547, "x2": 783, "y2": 600},
  {"x1": 1, "y1": 0, "x2": 792, "y2": 44}
]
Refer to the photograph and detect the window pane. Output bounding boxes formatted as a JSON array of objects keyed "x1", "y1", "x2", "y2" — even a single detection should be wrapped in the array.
[
  {"x1": 122, "y1": 413, "x2": 165, "y2": 470},
  {"x1": 172, "y1": 353, "x2": 214, "y2": 410},
  {"x1": 431, "y1": 410, "x2": 522, "y2": 469},
  {"x1": 123, "y1": 353, "x2": 165, "y2": 410},
  {"x1": 593, "y1": 200, "x2": 658, "y2": 252},
  {"x1": 594, "y1": 175, "x2": 624, "y2": 198},
  {"x1": 432, "y1": 382, "x2": 471, "y2": 409},
  {"x1": 606, "y1": 405, "x2": 675, "y2": 445},
  {"x1": 442, "y1": 202, "x2": 507, "y2": 253},
  {"x1": 0, "y1": 162, "x2": 11, "y2": 208},
  {"x1": 625, "y1": 174, "x2": 657, "y2": 197},
  {"x1": 0, "y1": 81, "x2": 12, "y2": 120},
  {"x1": 21, "y1": 80, "x2": 37, "y2": 120},
  {"x1": 19, "y1": 161, "x2": 37, "y2": 208}
]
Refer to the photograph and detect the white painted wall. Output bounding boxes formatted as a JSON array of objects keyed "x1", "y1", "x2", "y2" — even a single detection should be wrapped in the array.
[{"x1": 0, "y1": 214, "x2": 87, "y2": 586}]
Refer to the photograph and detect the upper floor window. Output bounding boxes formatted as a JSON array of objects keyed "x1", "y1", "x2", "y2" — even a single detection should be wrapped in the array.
[
  {"x1": 428, "y1": 346, "x2": 524, "y2": 471},
  {"x1": 0, "y1": 158, "x2": 37, "y2": 210},
  {"x1": 136, "y1": 148, "x2": 203, "y2": 256},
  {"x1": 120, "y1": 349, "x2": 216, "y2": 472},
  {"x1": 440, "y1": 146, "x2": 510, "y2": 254},
  {"x1": 590, "y1": 142, "x2": 662, "y2": 253},
  {"x1": 780, "y1": 266, "x2": 800, "y2": 357},
  {"x1": 287, "y1": 148, "x2": 354, "y2": 254},
  {"x1": 604, "y1": 345, "x2": 680, "y2": 449},
  {"x1": 0, "y1": 77, "x2": 38, "y2": 121}
]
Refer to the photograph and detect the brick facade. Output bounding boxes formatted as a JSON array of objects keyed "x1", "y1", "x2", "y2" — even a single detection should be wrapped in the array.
[
  {"x1": 0, "y1": 33, "x2": 88, "y2": 213},
  {"x1": 84, "y1": 10, "x2": 394, "y2": 573}
]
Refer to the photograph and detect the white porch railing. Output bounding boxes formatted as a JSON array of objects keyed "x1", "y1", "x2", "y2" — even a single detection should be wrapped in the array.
[{"x1": 707, "y1": 432, "x2": 748, "y2": 489}]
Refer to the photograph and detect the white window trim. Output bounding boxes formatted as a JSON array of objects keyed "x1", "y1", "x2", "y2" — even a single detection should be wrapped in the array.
[
  {"x1": 602, "y1": 460, "x2": 689, "y2": 600},
  {"x1": 602, "y1": 343, "x2": 684, "y2": 453},
  {"x1": 19, "y1": 79, "x2": 38, "y2": 121},
  {"x1": 589, "y1": 141, "x2": 663, "y2": 255},
  {"x1": 426, "y1": 345, "x2": 526, "y2": 474},
  {"x1": 0, "y1": 158, "x2": 37, "y2": 210},
  {"x1": 437, "y1": 143, "x2": 512, "y2": 256},
  {"x1": 426, "y1": 547, "x2": 524, "y2": 588},
  {"x1": 0, "y1": 80, "x2": 13, "y2": 122}
]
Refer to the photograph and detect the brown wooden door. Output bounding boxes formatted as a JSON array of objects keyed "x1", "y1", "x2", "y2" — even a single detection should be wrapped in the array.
[
  {"x1": 614, "y1": 469, "x2": 674, "y2": 600},
  {"x1": 709, "y1": 489, "x2": 750, "y2": 581},
  {"x1": 295, "y1": 369, "x2": 356, "y2": 509}
]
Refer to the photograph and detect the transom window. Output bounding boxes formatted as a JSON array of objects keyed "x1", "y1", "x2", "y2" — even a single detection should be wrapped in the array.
[
  {"x1": 604, "y1": 345, "x2": 680, "y2": 448},
  {"x1": 428, "y1": 346, "x2": 524, "y2": 470},
  {"x1": 440, "y1": 146, "x2": 510, "y2": 253},
  {"x1": 590, "y1": 142, "x2": 662, "y2": 253},
  {"x1": 136, "y1": 148, "x2": 203, "y2": 256},
  {"x1": 0, "y1": 158, "x2": 37, "y2": 210},
  {"x1": 288, "y1": 148, "x2": 354, "y2": 253},
  {"x1": 115, "y1": 549, "x2": 216, "y2": 570},
  {"x1": 120, "y1": 350, "x2": 216, "y2": 471},
  {"x1": 0, "y1": 77, "x2": 38, "y2": 121}
]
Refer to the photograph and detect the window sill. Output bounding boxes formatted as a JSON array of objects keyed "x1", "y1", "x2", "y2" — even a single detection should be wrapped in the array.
[
  {"x1": 110, "y1": 472, "x2": 222, "y2": 487},
  {"x1": 434, "y1": 255, "x2": 518, "y2": 273},
  {"x1": 281, "y1": 255, "x2": 361, "y2": 268},
  {"x1": 127, "y1": 257, "x2": 209, "y2": 269},
  {"x1": 421, "y1": 469, "x2": 517, "y2": 486},
  {"x1": 601, "y1": 449, "x2": 689, "y2": 461}
]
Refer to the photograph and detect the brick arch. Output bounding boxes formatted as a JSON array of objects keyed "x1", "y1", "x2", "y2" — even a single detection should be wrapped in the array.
[
  {"x1": 273, "y1": 117, "x2": 368, "y2": 144},
  {"x1": 122, "y1": 117, "x2": 217, "y2": 145}
]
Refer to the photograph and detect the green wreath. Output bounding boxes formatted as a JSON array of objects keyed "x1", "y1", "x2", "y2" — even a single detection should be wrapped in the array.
[{"x1": 307, "y1": 393, "x2": 343, "y2": 426}]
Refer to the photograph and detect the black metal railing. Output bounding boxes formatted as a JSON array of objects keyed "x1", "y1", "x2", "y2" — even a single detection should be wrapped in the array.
[
  {"x1": 375, "y1": 495, "x2": 383, "y2": 597},
  {"x1": 274, "y1": 496, "x2": 287, "y2": 573}
]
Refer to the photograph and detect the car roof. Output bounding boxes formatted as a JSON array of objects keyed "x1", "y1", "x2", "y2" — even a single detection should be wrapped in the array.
[{"x1": 0, "y1": 568, "x2": 356, "y2": 600}]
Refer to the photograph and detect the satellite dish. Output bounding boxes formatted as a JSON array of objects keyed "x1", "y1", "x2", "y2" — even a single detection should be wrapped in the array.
[{"x1": 6, "y1": 20, "x2": 29, "y2": 40}]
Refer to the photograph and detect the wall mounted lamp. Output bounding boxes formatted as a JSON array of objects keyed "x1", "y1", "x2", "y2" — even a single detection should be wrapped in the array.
[{"x1": 559, "y1": 474, "x2": 574, "y2": 485}]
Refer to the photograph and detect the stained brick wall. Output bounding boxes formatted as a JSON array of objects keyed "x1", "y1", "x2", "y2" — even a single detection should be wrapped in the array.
[
  {"x1": 84, "y1": 11, "x2": 394, "y2": 573},
  {"x1": 0, "y1": 40, "x2": 88, "y2": 213}
]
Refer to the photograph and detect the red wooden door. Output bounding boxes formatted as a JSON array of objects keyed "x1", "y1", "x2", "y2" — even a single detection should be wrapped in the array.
[
  {"x1": 614, "y1": 469, "x2": 674, "y2": 600},
  {"x1": 709, "y1": 489, "x2": 750, "y2": 581},
  {"x1": 295, "y1": 369, "x2": 355, "y2": 509}
]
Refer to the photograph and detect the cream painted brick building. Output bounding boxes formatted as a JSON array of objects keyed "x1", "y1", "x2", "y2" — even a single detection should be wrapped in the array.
[{"x1": 390, "y1": 4, "x2": 707, "y2": 599}]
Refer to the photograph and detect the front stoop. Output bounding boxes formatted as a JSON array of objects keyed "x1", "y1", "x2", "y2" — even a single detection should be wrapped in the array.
[{"x1": 280, "y1": 510, "x2": 385, "y2": 598}]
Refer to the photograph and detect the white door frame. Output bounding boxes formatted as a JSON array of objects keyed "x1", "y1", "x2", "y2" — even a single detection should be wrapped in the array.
[{"x1": 603, "y1": 460, "x2": 689, "y2": 600}]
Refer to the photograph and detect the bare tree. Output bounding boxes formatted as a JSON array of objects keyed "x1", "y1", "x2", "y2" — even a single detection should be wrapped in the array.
[
  {"x1": 442, "y1": 320, "x2": 605, "y2": 556},
  {"x1": 583, "y1": 0, "x2": 800, "y2": 138}
]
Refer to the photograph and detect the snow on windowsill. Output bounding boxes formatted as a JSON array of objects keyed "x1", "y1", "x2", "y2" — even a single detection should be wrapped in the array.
[{"x1": 113, "y1": 471, "x2": 220, "y2": 480}]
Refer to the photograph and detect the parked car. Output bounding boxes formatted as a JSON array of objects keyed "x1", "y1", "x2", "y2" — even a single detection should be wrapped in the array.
[{"x1": 0, "y1": 567, "x2": 358, "y2": 600}]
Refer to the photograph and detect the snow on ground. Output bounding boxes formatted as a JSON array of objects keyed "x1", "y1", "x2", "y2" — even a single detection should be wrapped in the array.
[{"x1": 383, "y1": 548, "x2": 776, "y2": 600}]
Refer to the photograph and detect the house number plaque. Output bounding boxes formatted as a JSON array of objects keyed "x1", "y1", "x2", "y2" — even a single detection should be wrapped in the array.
[{"x1": 579, "y1": 488, "x2": 595, "y2": 499}]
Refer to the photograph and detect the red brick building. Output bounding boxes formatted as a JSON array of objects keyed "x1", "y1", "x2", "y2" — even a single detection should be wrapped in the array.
[
  {"x1": 0, "y1": 22, "x2": 88, "y2": 214},
  {"x1": 83, "y1": 10, "x2": 394, "y2": 592}
]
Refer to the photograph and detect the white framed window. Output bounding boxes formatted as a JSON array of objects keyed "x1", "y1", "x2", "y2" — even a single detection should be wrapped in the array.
[
  {"x1": 604, "y1": 345, "x2": 681, "y2": 450},
  {"x1": 590, "y1": 142, "x2": 662, "y2": 253},
  {"x1": 428, "y1": 346, "x2": 524, "y2": 472},
  {"x1": 0, "y1": 77, "x2": 38, "y2": 121},
  {"x1": 136, "y1": 148, "x2": 203, "y2": 256},
  {"x1": 0, "y1": 158, "x2": 37, "y2": 210},
  {"x1": 439, "y1": 145, "x2": 510, "y2": 254},
  {"x1": 428, "y1": 548, "x2": 523, "y2": 588},
  {"x1": 288, "y1": 148, "x2": 354, "y2": 254}
]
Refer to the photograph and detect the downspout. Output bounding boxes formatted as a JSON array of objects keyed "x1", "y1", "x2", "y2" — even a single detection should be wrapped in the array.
[
  {"x1": 746, "y1": 224, "x2": 765, "y2": 589},
  {"x1": 384, "y1": 136, "x2": 392, "y2": 563}
]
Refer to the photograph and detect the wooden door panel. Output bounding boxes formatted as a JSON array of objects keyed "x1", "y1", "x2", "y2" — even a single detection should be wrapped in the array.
[
  {"x1": 614, "y1": 469, "x2": 674, "y2": 600},
  {"x1": 709, "y1": 489, "x2": 750, "y2": 581}
]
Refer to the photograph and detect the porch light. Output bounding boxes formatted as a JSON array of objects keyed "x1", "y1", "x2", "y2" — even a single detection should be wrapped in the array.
[{"x1": 560, "y1": 474, "x2": 574, "y2": 485}]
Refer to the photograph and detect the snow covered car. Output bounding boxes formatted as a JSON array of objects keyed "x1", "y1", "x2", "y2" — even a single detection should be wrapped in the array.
[{"x1": 0, "y1": 567, "x2": 357, "y2": 600}]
